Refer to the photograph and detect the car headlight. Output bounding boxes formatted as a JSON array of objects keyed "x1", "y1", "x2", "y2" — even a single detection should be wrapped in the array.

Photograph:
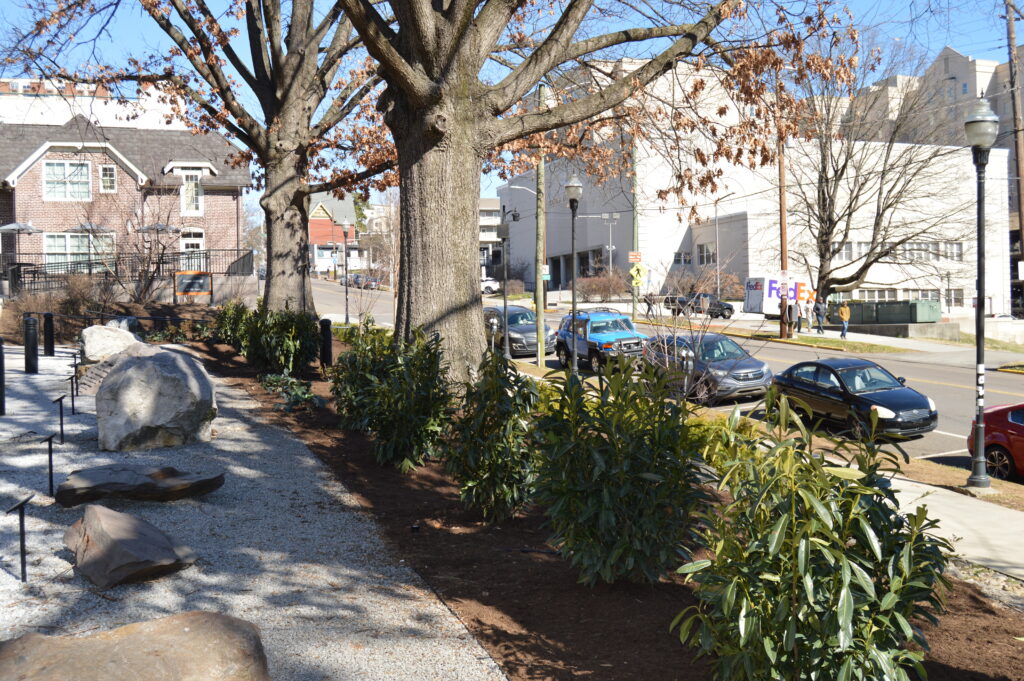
[
  {"x1": 762, "y1": 363, "x2": 773, "y2": 377},
  {"x1": 710, "y1": 368, "x2": 728, "y2": 378},
  {"x1": 509, "y1": 332, "x2": 525, "y2": 341},
  {"x1": 871, "y1": 405, "x2": 896, "y2": 419},
  {"x1": 927, "y1": 397, "x2": 936, "y2": 411}
]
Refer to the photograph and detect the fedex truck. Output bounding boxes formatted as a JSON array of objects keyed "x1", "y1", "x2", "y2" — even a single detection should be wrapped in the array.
[{"x1": 743, "y1": 276, "x2": 816, "y2": 318}]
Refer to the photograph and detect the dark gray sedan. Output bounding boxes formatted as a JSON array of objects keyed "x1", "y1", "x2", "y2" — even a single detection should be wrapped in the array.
[
  {"x1": 483, "y1": 305, "x2": 555, "y2": 356},
  {"x1": 642, "y1": 332, "x2": 773, "y2": 402}
]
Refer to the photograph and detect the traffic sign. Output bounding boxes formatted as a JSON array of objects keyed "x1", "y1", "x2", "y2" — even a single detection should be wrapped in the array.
[
  {"x1": 541, "y1": 264, "x2": 550, "y2": 277},
  {"x1": 628, "y1": 251, "x2": 642, "y2": 263},
  {"x1": 542, "y1": 274, "x2": 551, "y2": 281}
]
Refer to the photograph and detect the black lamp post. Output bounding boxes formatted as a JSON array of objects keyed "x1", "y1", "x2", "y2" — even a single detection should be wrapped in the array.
[
  {"x1": 565, "y1": 174, "x2": 583, "y2": 376},
  {"x1": 499, "y1": 206, "x2": 520, "y2": 360},
  {"x1": 965, "y1": 97, "x2": 999, "y2": 489},
  {"x1": 341, "y1": 220, "x2": 353, "y2": 324}
]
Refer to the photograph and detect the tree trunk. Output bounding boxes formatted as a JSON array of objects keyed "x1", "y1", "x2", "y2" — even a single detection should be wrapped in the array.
[
  {"x1": 261, "y1": 154, "x2": 315, "y2": 314},
  {"x1": 389, "y1": 99, "x2": 487, "y2": 380}
]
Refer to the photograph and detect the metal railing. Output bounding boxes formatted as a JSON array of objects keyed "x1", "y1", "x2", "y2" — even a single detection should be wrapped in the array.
[{"x1": 3, "y1": 249, "x2": 253, "y2": 295}]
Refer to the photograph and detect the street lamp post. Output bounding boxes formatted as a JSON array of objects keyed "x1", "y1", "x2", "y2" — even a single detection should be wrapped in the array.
[
  {"x1": 499, "y1": 206, "x2": 519, "y2": 360},
  {"x1": 341, "y1": 220, "x2": 353, "y2": 325},
  {"x1": 964, "y1": 97, "x2": 999, "y2": 489},
  {"x1": 565, "y1": 174, "x2": 583, "y2": 376}
]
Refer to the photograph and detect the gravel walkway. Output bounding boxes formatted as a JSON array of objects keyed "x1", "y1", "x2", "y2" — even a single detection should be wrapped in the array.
[{"x1": 0, "y1": 346, "x2": 506, "y2": 681}]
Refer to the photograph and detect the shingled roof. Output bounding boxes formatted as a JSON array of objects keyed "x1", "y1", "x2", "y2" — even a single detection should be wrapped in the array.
[{"x1": 0, "y1": 115, "x2": 250, "y2": 189}]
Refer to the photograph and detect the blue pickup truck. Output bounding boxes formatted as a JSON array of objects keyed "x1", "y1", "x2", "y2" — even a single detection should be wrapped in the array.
[{"x1": 554, "y1": 308, "x2": 648, "y2": 370}]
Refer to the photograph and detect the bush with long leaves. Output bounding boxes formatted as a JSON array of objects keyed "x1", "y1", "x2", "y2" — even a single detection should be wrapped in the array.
[
  {"x1": 673, "y1": 395, "x2": 951, "y2": 681},
  {"x1": 534, "y1": 360, "x2": 712, "y2": 585},
  {"x1": 447, "y1": 352, "x2": 539, "y2": 523}
]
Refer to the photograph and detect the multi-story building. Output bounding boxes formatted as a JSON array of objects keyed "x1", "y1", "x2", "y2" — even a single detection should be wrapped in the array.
[
  {"x1": 0, "y1": 79, "x2": 251, "y2": 298},
  {"x1": 500, "y1": 60, "x2": 1012, "y2": 316},
  {"x1": 478, "y1": 197, "x2": 503, "y2": 275}
]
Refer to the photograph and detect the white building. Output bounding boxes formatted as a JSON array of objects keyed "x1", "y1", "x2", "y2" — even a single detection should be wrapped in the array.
[{"x1": 499, "y1": 61, "x2": 1012, "y2": 316}]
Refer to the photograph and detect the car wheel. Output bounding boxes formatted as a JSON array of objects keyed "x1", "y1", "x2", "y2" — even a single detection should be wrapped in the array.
[
  {"x1": 556, "y1": 344, "x2": 570, "y2": 369},
  {"x1": 589, "y1": 351, "x2": 605, "y2": 373},
  {"x1": 846, "y1": 413, "x2": 868, "y2": 441},
  {"x1": 721, "y1": 309, "x2": 733, "y2": 320},
  {"x1": 483, "y1": 286, "x2": 494, "y2": 294},
  {"x1": 986, "y1": 445, "x2": 1018, "y2": 480}
]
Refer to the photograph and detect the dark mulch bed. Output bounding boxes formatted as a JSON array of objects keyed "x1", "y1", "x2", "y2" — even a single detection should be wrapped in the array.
[{"x1": 187, "y1": 338, "x2": 1024, "y2": 681}]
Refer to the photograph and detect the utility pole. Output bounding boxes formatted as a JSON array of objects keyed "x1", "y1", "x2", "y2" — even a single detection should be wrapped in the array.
[
  {"x1": 1007, "y1": 0, "x2": 1024, "y2": 310},
  {"x1": 631, "y1": 140, "x2": 640, "y2": 320},
  {"x1": 535, "y1": 84, "x2": 548, "y2": 367},
  {"x1": 776, "y1": 70, "x2": 790, "y2": 339}
]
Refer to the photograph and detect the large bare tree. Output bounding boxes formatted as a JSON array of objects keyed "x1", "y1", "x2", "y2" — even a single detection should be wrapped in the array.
[
  {"x1": 8, "y1": 0, "x2": 395, "y2": 312},
  {"x1": 339, "y1": 0, "x2": 844, "y2": 374},
  {"x1": 781, "y1": 38, "x2": 973, "y2": 300}
]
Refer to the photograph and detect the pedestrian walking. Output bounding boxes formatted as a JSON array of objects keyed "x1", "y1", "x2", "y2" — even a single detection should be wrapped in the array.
[
  {"x1": 803, "y1": 298, "x2": 814, "y2": 333},
  {"x1": 813, "y1": 296, "x2": 826, "y2": 334},
  {"x1": 795, "y1": 298, "x2": 806, "y2": 333},
  {"x1": 838, "y1": 300, "x2": 851, "y2": 339},
  {"x1": 643, "y1": 291, "x2": 656, "y2": 317}
]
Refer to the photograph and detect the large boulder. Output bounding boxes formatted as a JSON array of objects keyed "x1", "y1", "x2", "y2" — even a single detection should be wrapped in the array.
[
  {"x1": 56, "y1": 464, "x2": 226, "y2": 507},
  {"x1": 80, "y1": 325, "x2": 142, "y2": 363},
  {"x1": 0, "y1": 611, "x2": 271, "y2": 681},
  {"x1": 64, "y1": 504, "x2": 196, "y2": 589},
  {"x1": 105, "y1": 315, "x2": 142, "y2": 333},
  {"x1": 96, "y1": 344, "x2": 217, "y2": 451}
]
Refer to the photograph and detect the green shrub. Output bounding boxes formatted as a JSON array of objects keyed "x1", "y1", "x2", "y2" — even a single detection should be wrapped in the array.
[
  {"x1": 243, "y1": 301, "x2": 319, "y2": 375},
  {"x1": 534, "y1": 360, "x2": 711, "y2": 585},
  {"x1": 259, "y1": 373, "x2": 326, "y2": 412},
  {"x1": 446, "y1": 352, "x2": 539, "y2": 523},
  {"x1": 328, "y1": 322, "x2": 452, "y2": 472},
  {"x1": 215, "y1": 300, "x2": 251, "y2": 350},
  {"x1": 673, "y1": 396, "x2": 951, "y2": 681}
]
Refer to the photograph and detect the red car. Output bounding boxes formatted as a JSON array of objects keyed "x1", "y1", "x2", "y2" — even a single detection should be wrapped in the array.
[{"x1": 967, "y1": 403, "x2": 1024, "y2": 480}]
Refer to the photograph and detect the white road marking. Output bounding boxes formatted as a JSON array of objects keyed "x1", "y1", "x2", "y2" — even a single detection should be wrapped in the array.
[
  {"x1": 917, "y1": 449, "x2": 969, "y2": 459},
  {"x1": 933, "y1": 429, "x2": 966, "y2": 439}
]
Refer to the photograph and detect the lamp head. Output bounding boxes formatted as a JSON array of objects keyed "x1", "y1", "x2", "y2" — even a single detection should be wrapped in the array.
[
  {"x1": 564, "y1": 174, "x2": 583, "y2": 203},
  {"x1": 964, "y1": 98, "x2": 999, "y2": 149}
]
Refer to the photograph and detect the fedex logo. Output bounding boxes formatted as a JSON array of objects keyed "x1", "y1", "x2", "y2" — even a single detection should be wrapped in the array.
[
  {"x1": 767, "y1": 280, "x2": 816, "y2": 302},
  {"x1": 747, "y1": 281, "x2": 763, "y2": 291}
]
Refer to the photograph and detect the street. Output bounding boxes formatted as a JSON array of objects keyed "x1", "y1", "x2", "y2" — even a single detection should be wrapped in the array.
[{"x1": 311, "y1": 277, "x2": 395, "y2": 326}]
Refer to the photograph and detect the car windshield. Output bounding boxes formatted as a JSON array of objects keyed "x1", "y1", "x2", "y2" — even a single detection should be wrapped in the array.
[
  {"x1": 506, "y1": 311, "x2": 536, "y2": 326},
  {"x1": 837, "y1": 365, "x2": 902, "y2": 393},
  {"x1": 589, "y1": 318, "x2": 635, "y2": 334},
  {"x1": 696, "y1": 337, "x2": 747, "y2": 362}
]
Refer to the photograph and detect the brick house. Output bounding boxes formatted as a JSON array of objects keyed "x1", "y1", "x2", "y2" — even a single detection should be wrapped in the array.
[{"x1": 0, "y1": 111, "x2": 250, "y2": 283}]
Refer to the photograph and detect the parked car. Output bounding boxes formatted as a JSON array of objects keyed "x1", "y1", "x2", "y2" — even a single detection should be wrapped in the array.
[
  {"x1": 967, "y1": 403, "x2": 1024, "y2": 480},
  {"x1": 643, "y1": 332, "x2": 772, "y2": 402},
  {"x1": 343, "y1": 273, "x2": 380, "y2": 289},
  {"x1": 554, "y1": 308, "x2": 647, "y2": 370},
  {"x1": 481, "y1": 277, "x2": 501, "y2": 294},
  {"x1": 482, "y1": 305, "x2": 555, "y2": 357},
  {"x1": 772, "y1": 358, "x2": 938, "y2": 439},
  {"x1": 663, "y1": 293, "x2": 734, "y2": 319}
]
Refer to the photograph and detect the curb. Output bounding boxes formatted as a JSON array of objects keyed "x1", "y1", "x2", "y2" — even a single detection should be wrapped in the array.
[{"x1": 996, "y1": 366, "x2": 1024, "y2": 375}]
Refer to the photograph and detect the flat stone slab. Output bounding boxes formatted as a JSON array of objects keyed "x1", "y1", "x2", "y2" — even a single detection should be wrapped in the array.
[
  {"x1": 0, "y1": 611, "x2": 271, "y2": 681},
  {"x1": 64, "y1": 504, "x2": 196, "y2": 589},
  {"x1": 55, "y1": 464, "x2": 225, "y2": 507}
]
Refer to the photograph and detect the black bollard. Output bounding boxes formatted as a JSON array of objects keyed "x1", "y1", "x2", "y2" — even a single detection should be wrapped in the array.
[
  {"x1": 5, "y1": 494, "x2": 34, "y2": 583},
  {"x1": 68, "y1": 375, "x2": 76, "y2": 415},
  {"x1": 23, "y1": 316, "x2": 38, "y2": 375},
  {"x1": 42, "y1": 312, "x2": 54, "y2": 357},
  {"x1": 319, "y1": 318, "x2": 333, "y2": 369},
  {"x1": 0, "y1": 335, "x2": 5, "y2": 416}
]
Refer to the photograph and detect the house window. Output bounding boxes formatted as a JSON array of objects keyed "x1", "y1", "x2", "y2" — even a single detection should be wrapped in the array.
[
  {"x1": 945, "y1": 241, "x2": 964, "y2": 261},
  {"x1": 43, "y1": 161, "x2": 91, "y2": 201},
  {"x1": 945, "y1": 288, "x2": 964, "y2": 307},
  {"x1": 181, "y1": 171, "x2": 203, "y2": 216},
  {"x1": 832, "y1": 241, "x2": 853, "y2": 262},
  {"x1": 673, "y1": 251, "x2": 691, "y2": 265},
  {"x1": 99, "y1": 165, "x2": 116, "y2": 193},
  {"x1": 44, "y1": 233, "x2": 114, "y2": 265},
  {"x1": 858, "y1": 289, "x2": 897, "y2": 302},
  {"x1": 962, "y1": 83, "x2": 968, "y2": 96},
  {"x1": 697, "y1": 243, "x2": 716, "y2": 265},
  {"x1": 905, "y1": 242, "x2": 940, "y2": 262},
  {"x1": 904, "y1": 288, "x2": 940, "y2": 301}
]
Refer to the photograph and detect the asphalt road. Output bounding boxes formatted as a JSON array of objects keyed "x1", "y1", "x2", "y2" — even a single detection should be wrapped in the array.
[{"x1": 311, "y1": 277, "x2": 395, "y2": 326}]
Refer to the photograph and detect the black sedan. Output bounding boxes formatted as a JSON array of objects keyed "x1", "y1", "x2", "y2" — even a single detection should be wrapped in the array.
[
  {"x1": 483, "y1": 305, "x2": 555, "y2": 357},
  {"x1": 772, "y1": 358, "x2": 938, "y2": 439}
]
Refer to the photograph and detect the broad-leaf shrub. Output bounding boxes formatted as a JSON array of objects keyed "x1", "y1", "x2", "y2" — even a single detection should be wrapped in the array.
[
  {"x1": 673, "y1": 395, "x2": 951, "y2": 681},
  {"x1": 534, "y1": 360, "x2": 711, "y2": 585},
  {"x1": 446, "y1": 352, "x2": 539, "y2": 523},
  {"x1": 215, "y1": 300, "x2": 250, "y2": 350},
  {"x1": 244, "y1": 301, "x2": 319, "y2": 375},
  {"x1": 328, "y1": 322, "x2": 452, "y2": 472}
]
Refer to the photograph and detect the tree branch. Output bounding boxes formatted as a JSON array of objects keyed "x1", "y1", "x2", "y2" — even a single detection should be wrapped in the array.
[{"x1": 307, "y1": 159, "x2": 396, "y2": 194}]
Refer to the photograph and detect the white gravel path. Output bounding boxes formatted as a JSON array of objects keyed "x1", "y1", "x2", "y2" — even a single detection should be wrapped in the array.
[{"x1": 0, "y1": 347, "x2": 506, "y2": 681}]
